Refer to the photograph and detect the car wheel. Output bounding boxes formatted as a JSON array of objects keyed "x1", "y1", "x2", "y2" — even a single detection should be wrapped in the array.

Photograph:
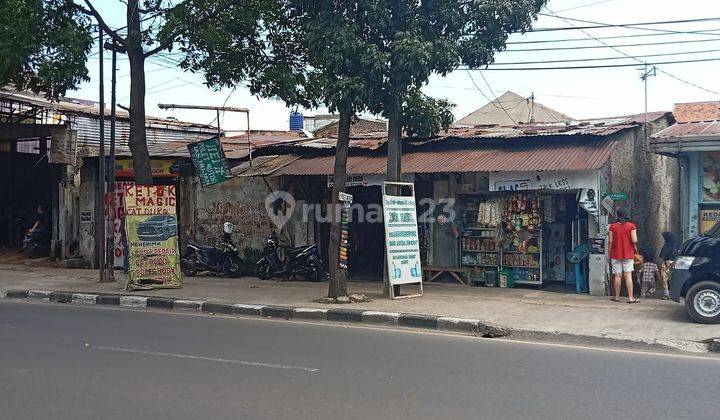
[
  {"x1": 255, "y1": 261, "x2": 272, "y2": 280},
  {"x1": 685, "y1": 281, "x2": 720, "y2": 324}
]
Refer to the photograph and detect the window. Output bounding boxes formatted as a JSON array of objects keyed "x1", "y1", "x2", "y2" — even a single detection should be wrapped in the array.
[{"x1": 702, "y1": 151, "x2": 720, "y2": 202}]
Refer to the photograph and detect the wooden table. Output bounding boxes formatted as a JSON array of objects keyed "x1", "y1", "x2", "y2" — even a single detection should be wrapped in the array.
[{"x1": 422, "y1": 266, "x2": 473, "y2": 286}]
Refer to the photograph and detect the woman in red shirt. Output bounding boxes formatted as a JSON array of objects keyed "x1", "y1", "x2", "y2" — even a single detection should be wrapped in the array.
[{"x1": 608, "y1": 209, "x2": 639, "y2": 303}]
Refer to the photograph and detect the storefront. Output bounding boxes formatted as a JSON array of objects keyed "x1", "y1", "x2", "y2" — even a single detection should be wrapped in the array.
[
  {"x1": 650, "y1": 102, "x2": 720, "y2": 240},
  {"x1": 446, "y1": 170, "x2": 601, "y2": 292}
]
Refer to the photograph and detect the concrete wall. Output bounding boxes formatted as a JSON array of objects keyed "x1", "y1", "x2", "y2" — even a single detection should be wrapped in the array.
[
  {"x1": 606, "y1": 117, "x2": 680, "y2": 261},
  {"x1": 177, "y1": 174, "x2": 315, "y2": 252}
]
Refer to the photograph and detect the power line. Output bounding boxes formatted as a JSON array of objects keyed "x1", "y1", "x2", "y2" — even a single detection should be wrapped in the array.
[
  {"x1": 531, "y1": 16, "x2": 720, "y2": 32},
  {"x1": 467, "y1": 72, "x2": 518, "y2": 124},
  {"x1": 555, "y1": 0, "x2": 616, "y2": 13},
  {"x1": 541, "y1": 7, "x2": 720, "y2": 96},
  {"x1": 505, "y1": 37, "x2": 720, "y2": 52},
  {"x1": 506, "y1": 30, "x2": 720, "y2": 45},
  {"x1": 459, "y1": 56, "x2": 720, "y2": 71},
  {"x1": 492, "y1": 48, "x2": 720, "y2": 66}
]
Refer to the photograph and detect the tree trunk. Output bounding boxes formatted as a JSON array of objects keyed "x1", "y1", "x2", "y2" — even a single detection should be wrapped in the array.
[
  {"x1": 126, "y1": 0, "x2": 153, "y2": 185},
  {"x1": 383, "y1": 113, "x2": 403, "y2": 296},
  {"x1": 327, "y1": 111, "x2": 352, "y2": 298}
]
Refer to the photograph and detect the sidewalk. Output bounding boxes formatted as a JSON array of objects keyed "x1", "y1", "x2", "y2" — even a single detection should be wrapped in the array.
[{"x1": 1, "y1": 263, "x2": 718, "y2": 353}]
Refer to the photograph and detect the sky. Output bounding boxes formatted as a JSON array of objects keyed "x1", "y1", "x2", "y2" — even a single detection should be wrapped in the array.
[{"x1": 74, "y1": 0, "x2": 720, "y2": 133}]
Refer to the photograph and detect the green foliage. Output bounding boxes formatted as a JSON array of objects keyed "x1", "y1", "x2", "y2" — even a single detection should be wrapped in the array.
[
  {"x1": 0, "y1": 0, "x2": 92, "y2": 98},
  {"x1": 401, "y1": 90, "x2": 455, "y2": 138}
]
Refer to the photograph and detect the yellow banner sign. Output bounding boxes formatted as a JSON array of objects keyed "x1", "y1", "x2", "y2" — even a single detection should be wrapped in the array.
[
  {"x1": 124, "y1": 186, "x2": 182, "y2": 290},
  {"x1": 700, "y1": 209, "x2": 720, "y2": 235}
]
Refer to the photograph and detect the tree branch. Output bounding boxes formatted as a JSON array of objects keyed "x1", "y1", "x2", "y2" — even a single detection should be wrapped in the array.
[{"x1": 76, "y1": 1, "x2": 127, "y2": 46}]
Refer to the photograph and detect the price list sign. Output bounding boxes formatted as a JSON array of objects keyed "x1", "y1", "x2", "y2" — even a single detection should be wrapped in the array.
[{"x1": 187, "y1": 137, "x2": 232, "y2": 187}]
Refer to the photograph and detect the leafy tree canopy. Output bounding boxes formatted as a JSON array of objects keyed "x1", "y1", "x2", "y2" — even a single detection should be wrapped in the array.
[{"x1": 0, "y1": 0, "x2": 92, "y2": 98}]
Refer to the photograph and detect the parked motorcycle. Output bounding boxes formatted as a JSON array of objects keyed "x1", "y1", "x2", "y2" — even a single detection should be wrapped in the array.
[
  {"x1": 22, "y1": 228, "x2": 50, "y2": 259},
  {"x1": 255, "y1": 231, "x2": 327, "y2": 281},
  {"x1": 181, "y1": 223, "x2": 244, "y2": 277}
]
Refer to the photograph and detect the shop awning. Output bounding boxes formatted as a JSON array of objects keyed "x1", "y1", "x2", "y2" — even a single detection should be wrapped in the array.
[{"x1": 271, "y1": 138, "x2": 618, "y2": 176}]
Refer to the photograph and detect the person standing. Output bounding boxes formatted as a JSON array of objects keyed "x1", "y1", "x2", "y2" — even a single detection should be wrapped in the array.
[
  {"x1": 659, "y1": 231, "x2": 676, "y2": 300},
  {"x1": 608, "y1": 209, "x2": 639, "y2": 303}
]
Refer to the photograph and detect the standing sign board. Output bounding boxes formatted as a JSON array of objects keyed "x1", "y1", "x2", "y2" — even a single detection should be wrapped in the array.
[
  {"x1": 382, "y1": 182, "x2": 423, "y2": 299},
  {"x1": 187, "y1": 137, "x2": 232, "y2": 187},
  {"x1": 123, "y1": 185, "x2": 182, "y2": 291}
]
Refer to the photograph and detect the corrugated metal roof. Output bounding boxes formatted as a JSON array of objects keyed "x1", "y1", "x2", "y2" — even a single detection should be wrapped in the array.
[
  {"x1": 273, "y1": 138, "x2": 617, "y2": 176},
  {"x1": 652, "y1": 121, "x2": 720, "y2": 139},
  {"x1": 232, "y1": 155, "x2": 301, "y2": 177}
]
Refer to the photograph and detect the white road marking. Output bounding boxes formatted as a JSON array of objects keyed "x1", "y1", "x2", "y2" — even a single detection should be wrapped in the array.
[{"x1": 90, "y1": 345, "x2": 319, "y2": 373}]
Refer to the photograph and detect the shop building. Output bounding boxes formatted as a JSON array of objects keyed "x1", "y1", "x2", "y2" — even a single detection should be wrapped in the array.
[
  {"x1": 651, "y1": 101, "x2": 720, "y2": 240},
  {"x1": 248, "y1": 112, "x2": 678, "y2": 296}
]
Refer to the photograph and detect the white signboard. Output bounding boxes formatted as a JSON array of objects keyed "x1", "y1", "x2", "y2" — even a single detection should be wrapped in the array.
[
  {"x1": 490, "y1": 170, "x2": 597, "y2": 192},
  {"x1": 328, "y1": 173, "x2": 413, "y2": 188},
  {"x1": 382, "y1": 182, "x2": 423, "y2": 299}
]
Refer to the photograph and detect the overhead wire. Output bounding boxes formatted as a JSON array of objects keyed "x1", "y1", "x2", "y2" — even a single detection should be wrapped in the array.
[
  {"x1": 492, "y1": 47, "x2": 720, "y2": 65},
  {"x1": 537, "y1": 8, "x2": 720, "y2": 96},
  {"x1": 506, "y1": 30, "x2": 720, "y2": 45},
  {"x1": 531, "y1": 16, "x2": 720, "y2": 33},
  {"x1": 505, "y1": 37, "x2": 720, "y2": 52},
  {"x1": 460, "y1": 56, "x2": 720, "y2": 71}
]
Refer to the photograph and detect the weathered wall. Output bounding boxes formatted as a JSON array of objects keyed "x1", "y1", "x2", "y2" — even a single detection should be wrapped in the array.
[
  {"x1": 77, "y1": 162, "x2": 97, "y2": 266},
  {"x1": 178, "y1": 174, "x2": 298, "y2": 252},
  {"x1": 607, "y1": 117, "x2": 679, "y2": 261}
]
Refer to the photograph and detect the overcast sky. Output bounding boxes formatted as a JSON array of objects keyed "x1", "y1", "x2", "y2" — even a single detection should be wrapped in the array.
[{"x1": 75, "y1": 0, "x2": 720, "y2": 132}]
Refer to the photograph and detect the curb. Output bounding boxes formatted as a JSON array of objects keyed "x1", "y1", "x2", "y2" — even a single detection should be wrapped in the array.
[{"x1": 1, "y1": 288, "x2": 716, "y2": 354}]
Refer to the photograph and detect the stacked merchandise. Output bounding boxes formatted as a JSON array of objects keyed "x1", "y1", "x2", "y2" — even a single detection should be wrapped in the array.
[
  {"x1": 339, "y1": 202, "x2": 350, "y2": 269},
  {"x1": 501, "y1": 193, "x2": 543, "y2": 286}
]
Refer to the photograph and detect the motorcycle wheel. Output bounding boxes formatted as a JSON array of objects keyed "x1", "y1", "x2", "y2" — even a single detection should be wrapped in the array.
[
  {"x1": 255, "y1": 261, "x2": 273, "y2": 280},
  {"x1": 223, "y1": 256, "x2": 242, "y2": 278},
  {"x1": 181, "y1": 260, "x2": 198, "y2": 277}
]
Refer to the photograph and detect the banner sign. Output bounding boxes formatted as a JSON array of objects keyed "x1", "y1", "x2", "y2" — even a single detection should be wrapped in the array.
[
  {"x1": 700, "y1": 208, "x2": 720, "y2": 235},
  {"x1": 382, "y1": 182, "x2": 423, "y2": 299},
  {"x1": 105, "y1": 181, "x2": 134, "y2": 268},
  {"x1": 188, "y1": 137, "x2": 232, "y2": 187},
  {"x1": 49, "y1": 129, "x2": 77, "y2": 166},
  {"x1": 490, "y1": 171, "x2": 597, "y2": 192},
  {"x1": 339, "y1": 192, "x2": 353, "y2": 270},
  {"x1": 124, "y1": 185, "x2": 181, "y2": 291}
]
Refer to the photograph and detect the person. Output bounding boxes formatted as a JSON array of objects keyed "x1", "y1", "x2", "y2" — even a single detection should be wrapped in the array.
[
  {"x1": 659, "y1": 231, "x2": 676, "y2": 300},
  {"x1": 26, "y1": 205, "x2": 49, "y2": 236},
  {"x1": 608, "y1": 209, "x2": 639, "y2": 303},
  {"x1": 639, "y1": 250, "x2": 660, "y2": 298}
]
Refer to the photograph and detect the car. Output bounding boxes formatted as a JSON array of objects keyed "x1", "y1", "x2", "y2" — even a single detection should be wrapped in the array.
[
  {"x1": 669, "y1": 222, "x2": 720, "y2": 324},
  {"x1": 136, "y1": 215, "x2": 178, "y2": 242}
]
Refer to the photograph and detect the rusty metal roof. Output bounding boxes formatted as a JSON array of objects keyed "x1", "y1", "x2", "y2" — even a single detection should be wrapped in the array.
[
  {"x1": 232, "y1": 155, "x2": 301, "y2": 177},
  {"x1": 272, "y1": 138, "x2": 617, "y2": 176},
  {"x1": 652, "y1": 121, "x2": 720, "y2": 139}
]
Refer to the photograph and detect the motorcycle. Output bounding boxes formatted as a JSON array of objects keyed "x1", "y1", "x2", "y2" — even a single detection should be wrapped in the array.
[
  {"x1": 22, "y1": 228, "x2": 50, "y2": 259},
  {"x1": 181, "y1": 223, "x2": 244, "y2": 277},
  {"x1": 255, "y1": 231, "x2": 327, "y2": 281}
]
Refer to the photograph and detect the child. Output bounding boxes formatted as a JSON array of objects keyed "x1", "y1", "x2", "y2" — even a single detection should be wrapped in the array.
[{"x1": 639, "y1": 251, "x2": 660, "y2": 298}]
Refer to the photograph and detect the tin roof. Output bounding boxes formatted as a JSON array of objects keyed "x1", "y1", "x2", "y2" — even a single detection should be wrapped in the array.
[
  {"x1": 652, "y1": 121, "x2": 720, "y2": 139},
  {"x1": 272, "y1": 137, "x2": 617, "y2": 176}
]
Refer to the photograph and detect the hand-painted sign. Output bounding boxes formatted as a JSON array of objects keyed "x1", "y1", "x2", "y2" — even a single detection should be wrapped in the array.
[
  {"x1": 490, "y1": 171, "x2": 596, "y2": 192},
  {"x1": 382, "y1": 182, "x2": 423, "y2": 299},
  {"x1": 188, "y1": 137, "x2": 232, "y2": 187},
  {"x1": 700, "y1": 208, "x2": 720, "y2": 235},
  {"x1": 124, "y1": 186, "x2": 181, "y2": 291}
]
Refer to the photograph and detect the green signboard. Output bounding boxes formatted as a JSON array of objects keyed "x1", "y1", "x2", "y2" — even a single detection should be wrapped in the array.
[
  {"x1": 187, "y1": 137, "x2": 232, "y2": 187},
  {"x1": 602, "y1": 192, "x2": 628, "y2": 201}
]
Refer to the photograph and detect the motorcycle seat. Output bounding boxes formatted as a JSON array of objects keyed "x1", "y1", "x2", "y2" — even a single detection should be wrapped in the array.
[{"x1": 189, "y1": 240, "x2": 216, "y2": 253}]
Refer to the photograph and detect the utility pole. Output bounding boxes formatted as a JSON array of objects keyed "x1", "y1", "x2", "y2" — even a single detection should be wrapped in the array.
[
  {"x1": 640, "y1": 63, "x2": 657, "y2": 148},
  {"x1": 96, "y1": 28, "x2": 107, "y2": 281},
  {"x1": 157, "y1": 104, "x2": 252, "y2": 165},
  {"x1": 103, "y1": 40, "x2": 123, "y2": 282}
]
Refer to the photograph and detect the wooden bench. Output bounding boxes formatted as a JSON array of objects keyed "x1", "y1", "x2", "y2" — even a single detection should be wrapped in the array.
[{"x1": 422, "y1": 266, "x2": 473, "y2": 286}]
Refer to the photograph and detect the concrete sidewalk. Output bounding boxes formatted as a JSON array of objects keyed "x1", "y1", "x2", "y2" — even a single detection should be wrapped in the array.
[{"x1": 1, "y1": 263, "x2": 718, "y2": 353}]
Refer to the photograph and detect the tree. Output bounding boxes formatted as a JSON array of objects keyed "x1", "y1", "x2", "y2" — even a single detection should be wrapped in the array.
[{"x1": 0, "y1": 0, "x2": 92, "y2": 98}]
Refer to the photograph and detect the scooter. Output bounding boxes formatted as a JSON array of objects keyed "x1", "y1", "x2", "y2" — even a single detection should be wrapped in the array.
[
  {"x1": 181, "y1": 223, "x2": 244, "y2": 277},
  {"x1": 22, "y1": 228, "x2": 50, "y2": 259},
  {"x1": 255, "y1": 231, "x2": 327, "y2": 281}
]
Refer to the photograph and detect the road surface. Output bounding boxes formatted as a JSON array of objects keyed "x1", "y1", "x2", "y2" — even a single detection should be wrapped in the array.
[{"x1": 1, "y1": 300, "x2": 718, "y2": 419}]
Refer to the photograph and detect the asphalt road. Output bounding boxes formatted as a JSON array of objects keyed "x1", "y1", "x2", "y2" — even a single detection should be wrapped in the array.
[{"x1": 1, "y1": 301, "x2": 718, "y2": 420}]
